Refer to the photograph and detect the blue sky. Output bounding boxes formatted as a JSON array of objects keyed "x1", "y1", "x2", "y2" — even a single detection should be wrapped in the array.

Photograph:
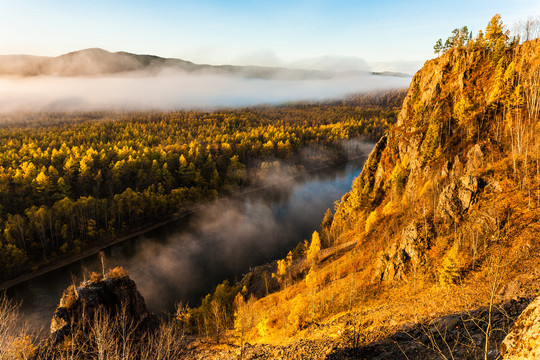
[{"x1": 0, "y1": 0, "x2": 538, "y2": 73}]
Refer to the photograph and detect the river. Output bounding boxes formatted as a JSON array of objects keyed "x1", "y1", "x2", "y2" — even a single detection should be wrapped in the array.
[{"x1": 7, "y1": 144, "x2": 372, "y2": 333}]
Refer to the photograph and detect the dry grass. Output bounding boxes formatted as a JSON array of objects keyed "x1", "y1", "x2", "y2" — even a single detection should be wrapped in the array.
[{"x1": 0, "y1": 294, "x2": 36, "y2": 359}]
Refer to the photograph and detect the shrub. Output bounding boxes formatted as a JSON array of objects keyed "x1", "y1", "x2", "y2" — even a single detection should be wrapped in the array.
[
  {"x1": 106, "y1": 266, "x2": 129, "y2": 279},
  {"x1": 382, "y1": 200, "x2": 396, "y2": 217},
  {"x1": 59, "y1": 284, "x2": 78, "y2": 308},
  {"x1": 89, "y1": 271, "x2": 103, "y2": 284}
]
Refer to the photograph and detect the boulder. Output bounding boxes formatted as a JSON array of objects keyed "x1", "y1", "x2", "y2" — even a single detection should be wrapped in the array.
[
  {"x1": 375, "y1": 220, "x2": 431, "y2": 282},
  {"x1": 465, "y1": 144, "x2": 485, "y2": 175},
  {"x1": 501, "y1": 295, "x2": 540, "y2": 359}
]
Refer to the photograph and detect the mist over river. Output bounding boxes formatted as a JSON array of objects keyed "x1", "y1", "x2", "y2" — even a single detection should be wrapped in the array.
[{"x1": 7, "y1": 144, "x2": 372, "y2": 333}]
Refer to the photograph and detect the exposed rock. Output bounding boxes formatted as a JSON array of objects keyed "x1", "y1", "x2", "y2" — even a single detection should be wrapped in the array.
[
  {"x1": 466, "y1": 144, "x2": 485, "y2": 175},
  {"x1": 397, "y1": 132, "x2": 423, "y2": 172},
  {"x1": 451, "y1": 155, "x2": 464, "y2": 178},
  {"x1": 239, "y1": 262, "x2": 280, "y2": 299},
  {"x1": 498, "y1": 274, "x2": 538, "y2": 301},
  {"x1": 501, "y1": 295, "x2": 540, "y2": 359},
  {"x1": 241, "y1": 338, "x2": 334, "y2": 360},
  {"x1": 437, "y1": 175, "x2": 480, "y2": 220},
  {"x1": 187, "y1": 338, "x2": 335, "y2": 360},
  {"x1": 368, "y1": 134, "x2": 389, "y2": 194},
  {"x1": 485, "y1": 179, "x2": 502, "y2": 193},
  {"x1": 375, "y1": 220, "x2": 431, "y2": 282},
  {"x1": 441, "y1": 161, "x2": 451, "y2": 179},
  {"x1": 373, "y1": 162, "x2": 386, "y2": 191},
  {"x1": 50, "y1": 275, "x2": 155, "y2": 343}
]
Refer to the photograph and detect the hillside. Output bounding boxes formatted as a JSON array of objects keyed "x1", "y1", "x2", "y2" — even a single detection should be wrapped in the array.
[
  {"x1": 194, "y1": 17, "x2": 540, "y2": 359},
  {"x1": 0, "y1": 48, "x2": 396, "y2": 80}
]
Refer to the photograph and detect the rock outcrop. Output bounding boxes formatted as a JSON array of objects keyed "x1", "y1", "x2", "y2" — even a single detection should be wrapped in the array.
[
  {"x1": 50, "y1": 274, "x2": 154, "y2": 342},
  {"x1": 437, "y1": 175, "x2": 481, "y2": 220},
  {"x1": 501, "y1": 295, "x2": 540, "y2": 359},
  {"x1": 465, "y1": 144, "x2": 485, "y2": 175},
  {"x1": 375, "y1": 220, "x2": 432, "y2": 282}
]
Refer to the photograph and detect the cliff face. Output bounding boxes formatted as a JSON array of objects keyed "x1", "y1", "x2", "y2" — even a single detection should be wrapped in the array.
[{"x1": 330, "y1": 38, "x2": 540, "y2": 285}]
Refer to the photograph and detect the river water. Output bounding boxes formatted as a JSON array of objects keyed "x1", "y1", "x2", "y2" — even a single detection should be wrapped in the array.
[{"x1": 8, "y1": 144, "x2": 372, "y2": 332}]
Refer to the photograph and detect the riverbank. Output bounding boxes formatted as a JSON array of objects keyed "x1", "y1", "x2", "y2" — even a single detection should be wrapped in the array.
[
  {"x1": 1, "y1": 153, "x2": 370, "y2": 292},
  {"x1": 0, "y1": 215, "x2": 179, "y2": 290}
]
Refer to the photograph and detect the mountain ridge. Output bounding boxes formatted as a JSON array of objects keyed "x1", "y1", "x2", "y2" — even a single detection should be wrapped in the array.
[{"x1": 0, "y1": 48, "x2": 410, "y2": 79}]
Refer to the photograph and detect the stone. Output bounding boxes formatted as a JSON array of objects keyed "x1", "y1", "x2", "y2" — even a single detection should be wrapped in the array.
[
  {"x1": 466, "y1": 144, "x2": 485, "y2": 174},
  {"x1": 437, "y1": 175, "x2": 480, "y2": 220},
  {"x1": 451, "y1": 155, "x2": 464, "y2": 178},
  {"x1": 501, "y1": 295, "x2": 540, "y2": 359},
  {"x1": 374, "y1": 220, "x2": 431, "y2": 282}
]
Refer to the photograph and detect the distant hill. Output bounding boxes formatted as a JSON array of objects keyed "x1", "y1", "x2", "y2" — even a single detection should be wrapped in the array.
[{"x1": 0, "y1": 48, "x2": 407, "y2": 79}]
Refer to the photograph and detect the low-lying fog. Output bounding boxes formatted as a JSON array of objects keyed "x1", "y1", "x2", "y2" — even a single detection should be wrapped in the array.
[
  {"x1": 10, "y1": 149, "x2": 372, "y2": 331},
  {"x1": 0, "y1": 71, "x2": 411, "y2": 112}
]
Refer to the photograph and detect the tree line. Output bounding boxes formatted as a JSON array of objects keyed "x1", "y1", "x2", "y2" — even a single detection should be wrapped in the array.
[{"x1": 434, "y1": 14, "x2": 540, "y2": 57}]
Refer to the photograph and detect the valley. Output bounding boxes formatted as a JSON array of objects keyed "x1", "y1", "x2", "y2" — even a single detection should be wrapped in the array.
[
  {"x1": 0, "y1": 11, "x2": 539, "y2": 360},
  {"x1": 8, "y1": 154, "x2": 369, "y2": 331}
]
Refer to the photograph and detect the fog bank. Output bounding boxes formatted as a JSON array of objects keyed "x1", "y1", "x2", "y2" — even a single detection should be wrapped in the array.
[
  {"x1": 0, "y1": 71, "x2": 410, "y2": 112},
  {"x1": 121, "y1": 157, "x2": 369, "y2": 311}
]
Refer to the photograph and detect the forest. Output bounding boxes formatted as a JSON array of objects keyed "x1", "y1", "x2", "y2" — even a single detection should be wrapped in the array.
[{"x1": 0, "y1": 90, "x2": 406, "y2": 281}]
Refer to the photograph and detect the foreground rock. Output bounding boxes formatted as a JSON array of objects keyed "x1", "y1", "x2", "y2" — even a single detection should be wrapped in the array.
[
  {"x1": 50, "y1": 271, "x2": 156, "y2": 343},
  {"x1": 501, "y1": 295, "x2": 540, "y2": 359}
]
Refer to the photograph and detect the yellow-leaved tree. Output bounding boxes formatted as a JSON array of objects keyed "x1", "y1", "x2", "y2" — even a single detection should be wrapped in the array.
[
  {"x1": 233, "y1": 293, "x2": 257, "y2": 357},
  {"x1": 439, "y1": 244, "x2": 460, "y2": 285},
  {"x1": 306, "y1": 231, "x2": 321, "y2": 266},
  {"x1": 272, "y1": 251, "x2": 293, "y2": 288}
]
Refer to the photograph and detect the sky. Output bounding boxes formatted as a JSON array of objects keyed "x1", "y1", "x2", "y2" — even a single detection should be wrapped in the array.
[{"x1": 0, "y1": 0, "x2": 538, "y2": 74}]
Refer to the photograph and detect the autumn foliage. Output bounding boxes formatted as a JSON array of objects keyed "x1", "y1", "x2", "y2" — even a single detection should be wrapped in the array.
[{"x1": 0, "y1": 91, "x2": 405, "y2": 282}]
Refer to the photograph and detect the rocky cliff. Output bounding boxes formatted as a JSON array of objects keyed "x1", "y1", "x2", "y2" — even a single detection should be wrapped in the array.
[
  {"x1": 306, "y1": 31, "x2": 540, "y2": 360},
  {"x1": 330, "y1": 36, "x2": 540, "y2": 285},
  {"x1": 222, "y1": 26, "x2": 540, "y2": 359}
]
